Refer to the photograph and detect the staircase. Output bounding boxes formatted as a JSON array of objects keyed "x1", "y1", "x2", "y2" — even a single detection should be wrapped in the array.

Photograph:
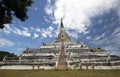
[{"x1": 56, "y1": 42, "x2": 68, "y2": 69}]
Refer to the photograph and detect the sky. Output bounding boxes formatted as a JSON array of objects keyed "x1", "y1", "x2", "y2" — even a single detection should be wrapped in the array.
[{"x1": 0, "y1": 0, "x2": 120, "y2": 56}]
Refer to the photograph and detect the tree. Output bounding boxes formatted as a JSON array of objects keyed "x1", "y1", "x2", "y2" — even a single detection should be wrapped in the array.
[
  {"x1": 0, "y1": 0, "x2": 33, "y2": 29},
  {"x1": 0, "y1": 51, "x2": 17, "y2": 61}
]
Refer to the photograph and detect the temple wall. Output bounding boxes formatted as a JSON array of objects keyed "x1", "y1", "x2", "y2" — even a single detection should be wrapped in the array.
[
  {"x1": 0, "y1": 65, "x2": 55, "y2": 70},
  {"x1": 1, "y1": 65, "x2": 120, "y2": 70}
]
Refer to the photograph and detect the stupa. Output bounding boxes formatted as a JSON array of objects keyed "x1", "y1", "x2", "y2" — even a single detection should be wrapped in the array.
[{"x1": 1, "y1": 20, "x2": 120, "y2": 70}]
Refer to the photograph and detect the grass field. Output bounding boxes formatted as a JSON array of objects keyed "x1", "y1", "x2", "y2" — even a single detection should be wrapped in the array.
[{"x1": 0, "y1": 69, "x2": 120, "y2": 77}]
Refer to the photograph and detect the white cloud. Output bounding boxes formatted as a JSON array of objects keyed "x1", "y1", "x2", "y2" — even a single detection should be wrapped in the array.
[
  {"x1": 41, "y1": 26, "x2": 54, "y2": 38},
  {"x1": 0, "y1": 38, "x2": 14, "y2": 47},
  {"x1": 22, "y1": 27, "x2": 29, "y2": 31},
  {"x1": 36, "y1": 28, "x2": 41, "y2": 32},
  {"x1": 13, "y1": 27, "x2": 23, "y2": 35},
  {"x1": 45, "y1": 6, "x2": 53, "y2": 15},
  {"x1": 32, "y1": 7, "x2": 38, "y2": 11},
  {"x1": 46, "y1": 0, "x2": 120, "y2": 38},
  {"x1": 41, "y1": 32, "x2": 47, "y2": 38},
  {"x1": 48, "y1": 26, "x2": 54, "y2": 31},
  {"x1": 3, "y1": 24, "x2": 32, "y2": 37},
  {"x1": 95, "y1": 33, "x2": 106, "y2": 41},
  {"x1": 13, "y1": 27, "x2": 31, "y2": 37},
  {"x1": 86, "y1": 36, "x2": 91, "y2": 40},
  {"x1": 44, "y1": 16, "x2": 50, "y2": 23},
  {"x1": 3, "y1": 24, "x2": 12, "y2": 34},
  {"x1": 33, "y1": 33, "x2": 39, "y2": 39},
  {"x1": 112, "y1": 27, "x2": 120, "y2": 35},
  {"x1": 67, "y1": 31, "x2": 78, "y2": 39},
  {"x1": 2, "y1": 24, "x2": 56, "y2": 39},
  {"x1": 45, "y1": 0, "x2": 53, "y2": 15},
  {"x1": 47, "y1": 0, "x2": 51, "y2": 4},
  {"x1": 22, "y1": 30, "x2": 31, "y2": 37},
  {"x1": 34, "y1": 7, "x2": 38, "y2": 10}
]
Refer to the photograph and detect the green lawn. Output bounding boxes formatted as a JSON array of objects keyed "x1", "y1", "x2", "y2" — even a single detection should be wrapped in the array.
[{"x1": 0, "y1": 69, "x2": 120, "y2": 77}]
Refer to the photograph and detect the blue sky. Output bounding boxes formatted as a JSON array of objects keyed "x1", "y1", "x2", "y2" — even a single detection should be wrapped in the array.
[{"x1": 0, "y1": 0, "x2": 120, "y2": 56}]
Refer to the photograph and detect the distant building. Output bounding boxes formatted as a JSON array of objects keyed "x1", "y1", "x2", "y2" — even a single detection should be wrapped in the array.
[{"x1": 1, "y1": 20, "x2": 120, "y2": 70}]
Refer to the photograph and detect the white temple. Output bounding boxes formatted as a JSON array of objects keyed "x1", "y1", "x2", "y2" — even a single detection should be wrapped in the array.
[{"x1": 1, "y1": 20, "x2": 120, "y2": 70}]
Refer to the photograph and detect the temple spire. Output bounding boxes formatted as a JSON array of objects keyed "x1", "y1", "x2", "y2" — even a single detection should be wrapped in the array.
[
  {"x1": 60, "y1": 19, "x2": 64, "y2": 28},
  {"x1": 55, "y1": 19, "x2": 71, "y2": 43},
  {"x1": 60, "y1": 19, "x2": 65, "y2": 32}
]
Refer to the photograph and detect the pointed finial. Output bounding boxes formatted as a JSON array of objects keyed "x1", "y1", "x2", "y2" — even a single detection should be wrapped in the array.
[
  {"x1": 60, "y1": 18, "x2": 64, "y2": 27},
  {"x1": 61, "y1": 18, "x2": 62, "y2": 22}
]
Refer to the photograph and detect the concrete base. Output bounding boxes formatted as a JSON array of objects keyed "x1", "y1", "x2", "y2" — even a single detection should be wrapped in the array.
[{"x1": 0, "y1": 65, "x2": 55, "y2": 70}]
